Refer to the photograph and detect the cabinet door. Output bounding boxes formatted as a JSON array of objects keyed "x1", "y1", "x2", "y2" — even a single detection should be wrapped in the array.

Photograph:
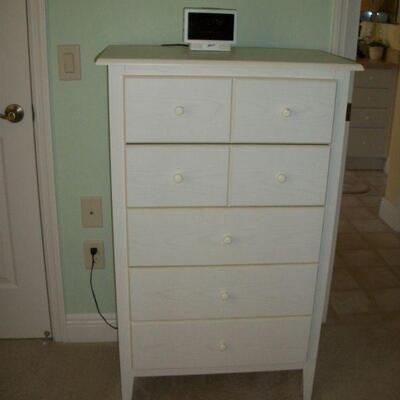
[{"x1": 232, "y1": 79, "x2": 336, "y2": 143}]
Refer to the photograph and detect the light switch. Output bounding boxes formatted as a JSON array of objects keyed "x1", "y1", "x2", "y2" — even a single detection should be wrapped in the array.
[
  {"x1": 58, "y1": 45, "x2": 81, "y2": 80},
  {"x1": 81, "y1": 197, "x2": 103, "y2": 228}
]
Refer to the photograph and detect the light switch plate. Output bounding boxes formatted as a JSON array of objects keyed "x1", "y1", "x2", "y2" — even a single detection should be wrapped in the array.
[
  {"x1": 81, "y1": 197, "x2": 103, "y2": 228},
  {"x1": 58, "y1": 45, "x2": 81, "y2": 80},
  {"x1": 83, "y1": 240, "x2": 105, "y2": 269}
]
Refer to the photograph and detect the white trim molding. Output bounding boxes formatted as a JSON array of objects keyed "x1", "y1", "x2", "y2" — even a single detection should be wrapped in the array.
[
  {"x1": 26, "y1": 0, "x2": 67, "y2": 341},
  {"x1": 380, "y1": 198, "x2": 400, "y2": 232},
  {"x1": 330, "y1": 0, "x2": 361, "y2": 58},
  {"x1": 330, "y1": 0, "x2": 347, "y2": 55},
  {"x1": 66, "y1": 314, "x2": 118, "y2": 342}
]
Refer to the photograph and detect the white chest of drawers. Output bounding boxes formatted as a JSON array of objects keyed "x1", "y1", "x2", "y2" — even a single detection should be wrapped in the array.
[{"x1": 96, "y1": 46, "x2": 361, "y2": 400}]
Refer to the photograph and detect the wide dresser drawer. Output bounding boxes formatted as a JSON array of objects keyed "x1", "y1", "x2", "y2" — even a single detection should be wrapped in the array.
[
  {"x1": 125, "y1": 77, "x2": 231, "y2": 143},
  {"x1": 127, "y1": 208, "x2": 324, "y2": 266},
  {"x1": 130, "y1": 264, "x2": 317, "y2": 321},
  {"x1": 126, "y1": 145, "x2": 229, "y2": 207},
  {"x1": 232, "y1": 79, "x2": 336, "y2": 143},
  {"x1": 132, "y1": 317, "x2": 311, "y2": 374}
]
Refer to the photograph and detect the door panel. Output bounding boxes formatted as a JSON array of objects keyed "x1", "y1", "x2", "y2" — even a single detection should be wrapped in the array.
[{"x1": 0, "y1": 0, "x2": 51, "y2": 338}]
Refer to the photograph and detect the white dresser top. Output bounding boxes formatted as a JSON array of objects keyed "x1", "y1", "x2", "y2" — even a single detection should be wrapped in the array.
[{"x1": 96, "y1": 45, "x2": 362, "y2": 72}]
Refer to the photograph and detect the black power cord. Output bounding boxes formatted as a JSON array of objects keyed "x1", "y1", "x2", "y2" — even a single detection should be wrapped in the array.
[{"x1": 89, "y1": 247, "x2": 118, "y2": 330}]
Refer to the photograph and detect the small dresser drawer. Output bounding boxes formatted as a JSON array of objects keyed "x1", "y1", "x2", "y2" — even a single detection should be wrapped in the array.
[
  {"x1": 232, "y1": 79, "x2": 336, "y2": 143},
  {"x1": 348, "y1": 128, "x2": 389, "y2": 157},
  {"x1": 126, "y1": 145, "x2": 229, "y2": 207},
  {"x1": 132, "y1": 317, "x2": 311, "y2": 373},
  {"x1": 354, "y1": 69, "x2": 394, "y2": 88},
  {"x1": 229, "y1": 145, "x2": 329, "y2": 206},
  {"x1": 127, "y1": 208, "x2": 324, "y2": 266},
  {"x1": 125, "y1": 78, "x2": 231, "y2": 143},
  {"x1": 350, "y1": 109, "x2": 389, "y2": 129},
  {"x1": 352, "y1": 88, "x2": 391, "y2": 109},
  {"x1": 130, "y1": 264, "x2": 317, "y2": 321}
]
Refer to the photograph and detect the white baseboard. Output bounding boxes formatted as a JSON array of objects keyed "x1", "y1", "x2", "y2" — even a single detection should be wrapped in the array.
[
  {"x1": 379, "y1": 198, "x2": 400, "y2": 232},
  {"x1": 65, "y1": 313, "x2": 118, "y2": 342}
]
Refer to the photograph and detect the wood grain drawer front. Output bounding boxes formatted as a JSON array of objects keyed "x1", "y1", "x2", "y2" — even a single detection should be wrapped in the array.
[
  {"x1": 354, "y1": 69, "x2": 394, "y2": 88},
  {"x1": 348, "y1": 128, "x2": 389, "y2": 157},
  {"x1": 352, "y1": 88, "x2": 391, "y2": 109},
  {"x1": 232, "y1": 79, "x2": 336, "y2": 143},
  {"x1": 130, "y1": 264, "x2": 317, "y2": 321},
  {"x1": 350, "y1": 109, "x2": 389, "y2": 128},
  {"x1": 126, "y1": 145, "x2": 229, "y2": 207},
  {"x1": 127, "y1": 208, "x2": 324, "y2": 266},
  {"x1": 125, "y1": 78, "x2": 231, "y2": 143},
  {"x1": 229, "y1": 145, "x2": 330, "y2": 206},
  {"x1": 132, "y1": 317, "x2": 311, "y2": 373}
]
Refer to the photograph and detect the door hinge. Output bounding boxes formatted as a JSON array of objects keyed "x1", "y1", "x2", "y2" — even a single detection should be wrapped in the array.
[
  {"x1": 346, "y1": 103, "x2": 352, "y2": 122},
  {"x1": 31, "y1": 104, "x2": 35, "y2": 122}
]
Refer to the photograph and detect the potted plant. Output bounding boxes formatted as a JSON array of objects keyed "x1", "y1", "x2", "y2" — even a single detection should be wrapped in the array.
[{"x1": 368, "y1": 39, "x2": 387, "y2": 61}]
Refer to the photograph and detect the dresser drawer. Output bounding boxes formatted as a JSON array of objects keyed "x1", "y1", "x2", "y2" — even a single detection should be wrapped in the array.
[
  {"x1": 130, "y1": 264, "x2": 317, "y2": 321},
  {"x1": 347, "y1": 128, "x2": 389, "y2": 157},
  {"x1": 132, "y1": 317, "x2": 311, "y2": 373},
  {"x1": 232, "y1": 79, "x2": 336, "y2": 143},
  {"x1": 229, "y1": 145, "x2": 329, "y2": 206},
  {"x1": 354, "y1": 69, "x2": 394, "y2": 88},
  {"x1": 350, "y1": 109, "x2": 389, "y2": 129},
  {"x1": 125, "y1": 78, "x2": 231, "y2": 143},
  {"x1": 126, "y1": 145, "x2": 229, "y2": 207},
  {"x1": 127, "y1": 208, "x2": 324, "y2": 266},
  {"x1": 352, "y1": 88, "x2": 391, "y2": 109}
]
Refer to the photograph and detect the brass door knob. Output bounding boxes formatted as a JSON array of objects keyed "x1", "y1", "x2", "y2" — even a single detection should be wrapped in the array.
[{"x1": 0, "y1": 104, "x2": 24, "y2": 123}]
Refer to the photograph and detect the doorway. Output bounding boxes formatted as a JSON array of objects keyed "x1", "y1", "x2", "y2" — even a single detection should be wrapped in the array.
[{"x1": 328, "y1": 0, "x2": 400, "y2": 323}]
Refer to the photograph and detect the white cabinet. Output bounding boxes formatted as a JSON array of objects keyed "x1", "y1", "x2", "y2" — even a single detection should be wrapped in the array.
[{"x1": 97, "y1": 45, "x2": 361, "y2": 400}]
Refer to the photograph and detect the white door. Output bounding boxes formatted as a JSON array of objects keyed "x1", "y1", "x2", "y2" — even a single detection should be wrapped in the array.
[{"x1": 0, "y1": 0, "x2": 51, "y2": 338}]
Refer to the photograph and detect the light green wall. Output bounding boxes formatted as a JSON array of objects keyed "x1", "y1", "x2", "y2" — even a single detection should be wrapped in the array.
[{"x1": 46, "y1": 0, "x2": 333, "y2": 314}]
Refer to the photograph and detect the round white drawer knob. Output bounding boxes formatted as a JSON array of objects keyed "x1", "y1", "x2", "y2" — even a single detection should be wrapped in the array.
[
  {"x1": 220, "y1": 290, "x2": 230, "y2": 300},
  {"x1": 282, "y1": 108, "x2": 292, "y2": 118},
  {"x1": 219, "y1": 341, "x2": 227, "y2": 352},
  {"x1": 173, "y1": 173, "x2": 184, "y2": 184},
  {"x1": 276, "y1": 173, "x2": 287, "y2": 184},
  {"x1": 223, "y1": 235, "x2": 233, "y2": 245},
  {"x1": 175, "y1": 106, "x2": 185, "y2": 116}
]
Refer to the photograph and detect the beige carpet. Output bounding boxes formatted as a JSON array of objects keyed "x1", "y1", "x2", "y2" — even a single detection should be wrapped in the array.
[{"x1": 1, "y1": 321, "x2": 400, "y2": 400}]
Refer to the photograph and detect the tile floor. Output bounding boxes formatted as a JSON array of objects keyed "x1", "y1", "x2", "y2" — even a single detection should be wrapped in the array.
[{"x1": 328, "y1": 170, "x2": 400, "y2": 324}]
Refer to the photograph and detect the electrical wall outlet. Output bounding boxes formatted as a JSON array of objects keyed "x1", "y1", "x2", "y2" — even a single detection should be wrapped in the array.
[
  {"x1": 81, "y1": 197, "x2": 103, "y2": 228},
  {"x1": 83, "y1": 240, "x2": 105, "y2": 269}
]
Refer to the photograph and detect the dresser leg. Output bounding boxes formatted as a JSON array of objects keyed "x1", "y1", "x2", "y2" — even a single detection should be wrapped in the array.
[
  {"x1": 121, "y1": 371, "x2": 134, "y2": 400},
  {"x1": 303, "y1": 365, "x2": 315, "y2": 400}
]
